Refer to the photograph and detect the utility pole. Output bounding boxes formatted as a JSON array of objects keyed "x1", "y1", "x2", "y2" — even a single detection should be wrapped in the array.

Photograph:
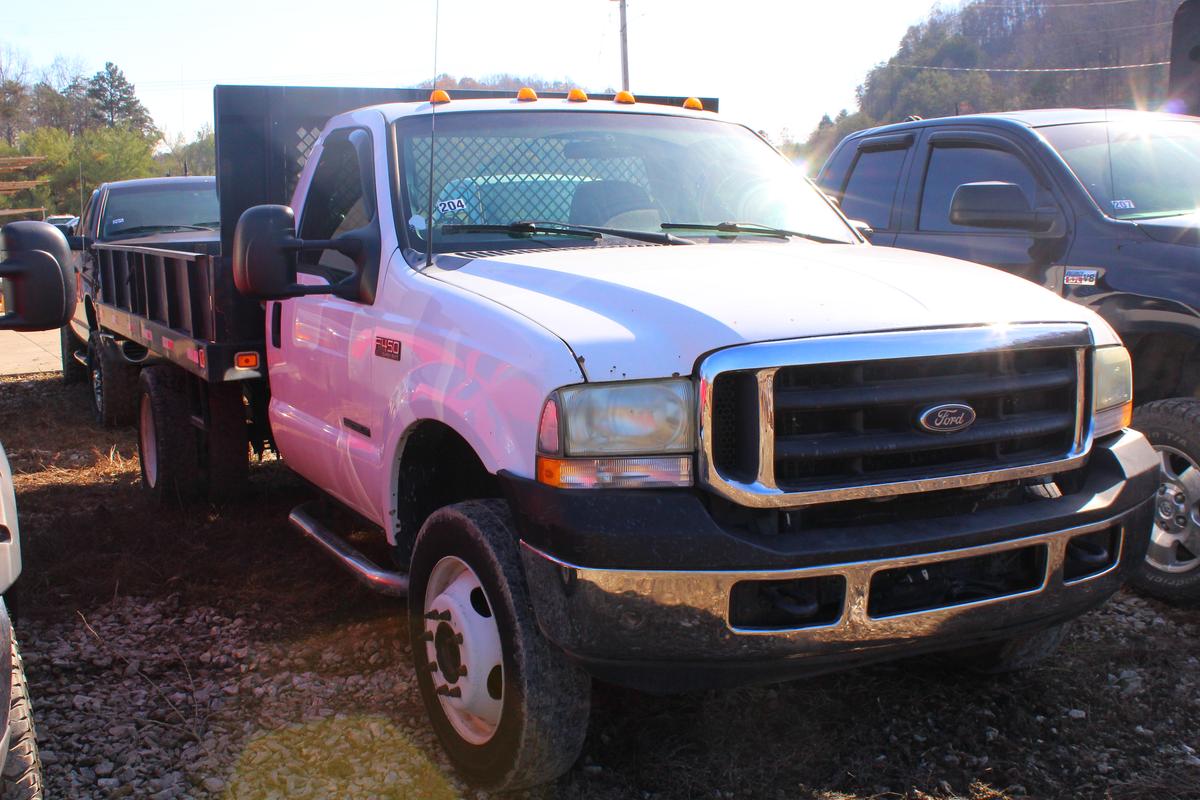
[{"x1": 612, "y1": 0, "x2": 630, "y2": 91}]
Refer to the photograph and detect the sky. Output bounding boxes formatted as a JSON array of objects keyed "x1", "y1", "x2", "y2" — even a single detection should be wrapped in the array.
[{"x1": 0, "y1": 0, "x2": 941, "y2": 147}]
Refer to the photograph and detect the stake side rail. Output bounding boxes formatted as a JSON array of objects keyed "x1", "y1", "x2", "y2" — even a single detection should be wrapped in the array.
[{"x1": 91, "y1": 242, "x2": 266, "y2": 384}]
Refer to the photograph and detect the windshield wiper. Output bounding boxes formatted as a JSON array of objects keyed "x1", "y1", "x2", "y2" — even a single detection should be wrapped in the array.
[
  {"x1": 442, "y1": 220, "x2": 693, "y2": 246},
  {"x1": 661, "y1": 221, "x2": 846, "y2": 244}
]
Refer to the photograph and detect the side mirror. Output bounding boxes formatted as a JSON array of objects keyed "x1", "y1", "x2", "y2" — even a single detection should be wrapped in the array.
[
  {"x1": 950, "y1": 182, "x2": 1061, "y2": 233},
  {"x1": 66, "y1": 234, "x2": 90, "y2": 251},
  {"x1": 233, "y1": 205, "x2": 361, "y2": 300},
  {"x1": 0, "y1": 221, "x2": 75, "y2": 331}
]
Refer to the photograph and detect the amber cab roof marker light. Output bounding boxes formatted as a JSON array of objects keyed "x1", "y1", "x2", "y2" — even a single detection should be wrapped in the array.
[
  {"x1": 429, "y1": 89, "x2": 451, "y2": 104},
  {"x1": 567, "y1": 88, "x2": 589, "y2": 102},
  {"x1": 683, "y1": 97, "x2": 704, "y2": 111},
  {"x1": 614, "y1": 90, "x2": 636, "y2": 104},
  {"x1": 516, "y1": 87, "x2": 538, "y2": 102}
]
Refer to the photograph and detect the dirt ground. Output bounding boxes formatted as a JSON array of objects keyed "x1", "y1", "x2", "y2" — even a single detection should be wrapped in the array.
[{"x1": 2, "y1": 371, "x2": 1198, "y2": 800}]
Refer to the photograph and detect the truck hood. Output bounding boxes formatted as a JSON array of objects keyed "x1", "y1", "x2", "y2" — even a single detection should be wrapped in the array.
[
  {"x1": 1135, "y1": 213, "x2": 1200, "y2": 247},
  {"x1": 427, "y1": 241, "x2": 1103, "y2": 381}
]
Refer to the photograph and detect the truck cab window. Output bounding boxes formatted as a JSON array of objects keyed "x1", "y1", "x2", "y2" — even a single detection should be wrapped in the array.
[
  {"x1": 839, "y1": 147, "x2": 907, "y2": 231},
  {"x1": 299, "y1": 135, "x2": 370, "y2": 277},
  {"x1": 919, "y1": 145, "x2": 1039, "y2": 232}
]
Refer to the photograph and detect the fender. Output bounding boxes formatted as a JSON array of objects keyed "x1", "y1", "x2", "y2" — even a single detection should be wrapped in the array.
[{"x1": 373, "y1": 262, "x2": 586, "y2": 545}]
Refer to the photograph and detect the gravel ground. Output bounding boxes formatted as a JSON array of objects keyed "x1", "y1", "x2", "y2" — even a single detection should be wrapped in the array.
[{"x1": 4, "y1": 372, "x2": 1200, "y2": 800}]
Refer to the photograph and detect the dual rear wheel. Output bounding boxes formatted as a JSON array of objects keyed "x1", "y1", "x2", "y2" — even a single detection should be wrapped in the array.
[{"x1": 136, "y1": 366, "x2": 248, "y2": 506}]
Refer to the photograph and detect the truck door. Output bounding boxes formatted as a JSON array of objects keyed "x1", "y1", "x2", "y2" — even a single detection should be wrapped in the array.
[
  {"x1": 893, "y1": 130, "x2": 1070, "y2": 289},
  {"x1": 267, "y1": 127, "x2": 385, "y2": 515},
  {"x1": 824, "y1": 133, "x2": 914, "y2": 247},
  {"x1": 70, "y1": 189, "x2": 100, "y2": 339}
]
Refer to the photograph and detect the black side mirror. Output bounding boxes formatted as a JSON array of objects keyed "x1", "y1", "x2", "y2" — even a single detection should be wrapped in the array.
[
  {"x1": 0, "y1": 221, "x2": 75, "y2": 331},
  {"x1": 950, "y1": 182, "x2": 1061, "y2": 233},
  {"x1": 66, "y1": 234, "x2": 91, "y2": 251},
  {"x1": 233, "y1": 205, "x2": 361, "y2": 300}
]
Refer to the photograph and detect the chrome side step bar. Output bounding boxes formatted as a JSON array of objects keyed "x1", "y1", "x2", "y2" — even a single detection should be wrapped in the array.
[{"x1": 288, "y1": 502, "x2": 409, "y2": 597}]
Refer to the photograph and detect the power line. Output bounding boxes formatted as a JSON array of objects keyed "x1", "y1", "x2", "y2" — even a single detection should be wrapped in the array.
[{"x1": 890, "y1": 60, "x2": 1168, "y2": 73}]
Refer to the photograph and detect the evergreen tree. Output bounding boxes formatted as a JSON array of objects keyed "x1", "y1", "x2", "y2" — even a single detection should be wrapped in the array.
[{"x1": 86, "y1": 62, "x2": 155, "y2": 138}]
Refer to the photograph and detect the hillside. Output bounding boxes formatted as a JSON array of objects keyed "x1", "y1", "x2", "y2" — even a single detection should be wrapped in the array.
[{"x1": 797, "y1": 0, "x2": 1182, "y2": 167}]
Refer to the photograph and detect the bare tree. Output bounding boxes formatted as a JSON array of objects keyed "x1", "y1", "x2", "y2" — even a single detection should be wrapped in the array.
[{"x1": 0, "y1": 46, "x2": 30, "y2": 147}]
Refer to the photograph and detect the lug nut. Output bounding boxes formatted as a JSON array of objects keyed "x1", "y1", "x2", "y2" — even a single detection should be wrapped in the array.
[
  {"x1": 424, "y1": 610, "x2": 451, "y2": 621},
  {"x1": 436, "y1": 685, "x2": 462, "y2": 698},
  {"x1": 1176, "y1": 516, "x2": 1188, "y2": 527},
  {"x1": 1176, "y1": 493, "x2": 1186, "y2": 504}
]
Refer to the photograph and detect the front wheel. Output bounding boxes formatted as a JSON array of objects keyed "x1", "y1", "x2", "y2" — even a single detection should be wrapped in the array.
[
  {"x1": 1129, "y1": 398, "x2": 1200, "y2": 605},
  {"x1": 409, "y1": 500, "x2": 591, "y2": 791},
  {"x1": 1, "y1": 638, "x2": 43, "y2": 800},
  {"x1": 87, "y1": 333, "x2": 138, "y2": 428},
  {"x1": 59, "y1": 326, "x2": 86, "y2": 385}
]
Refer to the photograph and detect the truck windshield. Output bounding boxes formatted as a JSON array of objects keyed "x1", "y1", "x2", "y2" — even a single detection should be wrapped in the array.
[
  {"x1": 393, "y1": 110, "x2": 856, "y2": 252},
  {"x1": 102, "y1": 181, "x2": 220, "y2": 239},
  {"x1": 1040, "y1": 120, "x2": 1200, "y2": 220}
]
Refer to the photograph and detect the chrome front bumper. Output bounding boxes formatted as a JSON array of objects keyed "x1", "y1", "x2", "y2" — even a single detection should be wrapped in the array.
[{"x1": 520, "y1": 504, "x2": 1148, "y2": 669}]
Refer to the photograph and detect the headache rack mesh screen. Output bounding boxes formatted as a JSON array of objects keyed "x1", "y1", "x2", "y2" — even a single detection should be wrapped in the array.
[{"x1": 405, "y1": 135, "x2": 652, "y2": 226}]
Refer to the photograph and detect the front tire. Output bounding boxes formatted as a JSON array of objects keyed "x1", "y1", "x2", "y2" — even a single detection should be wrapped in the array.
[
  {"x1": 1129, "y1": 398, "x2": 1200, "y2": 605},
  {"x1": 137, "y1": 366, "x2": 202, "y2": 506},
  {"x1": 1, "y1": 638, "x2": 43, "y2": 800},
  {"x1": 87, "y1": 333, "x2": 138, "y2": 428},
  {"x1": 409, "y1": 500, "x2": 590, "y2": 791},
  {"x1": 59, "y1": 326, "x2": 86, "y2": 385}
]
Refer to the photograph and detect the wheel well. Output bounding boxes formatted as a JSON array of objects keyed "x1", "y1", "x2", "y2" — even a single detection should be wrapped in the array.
[
  {"x1": 1128, "y1": 332, "x2": 1200, "y2": 405},
  {"x1": 394, "y1": 421, "x2": 501, "y2": 556}
]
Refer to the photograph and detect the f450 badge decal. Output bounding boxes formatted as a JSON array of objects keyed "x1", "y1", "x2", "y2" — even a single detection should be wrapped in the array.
[
  {"x1": 1063, "y1": 268, "x2": 1099, "y2": 287},
  {"x1": 375, "y1": 336, "x2": 402, "y2": 361}
]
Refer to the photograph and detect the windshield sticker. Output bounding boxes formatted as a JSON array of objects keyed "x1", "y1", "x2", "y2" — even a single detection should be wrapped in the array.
[
  {"x1": 1064, "y1": 268, "x2": 1099, "y2": 287},
  {"x1": 112, "y1": 217, "x2": 125, "y2": 225},
  {"x1": 436, "y1": 198, "x2": 468, "y2": 215},
  {"x1": 1111, "y1": 199, "x2": 1136, "y2": 211}
]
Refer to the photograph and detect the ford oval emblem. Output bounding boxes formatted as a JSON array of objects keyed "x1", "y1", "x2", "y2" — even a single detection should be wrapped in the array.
[{"x1": 918, "y1": 403, "x2": 976, "y2": 433}]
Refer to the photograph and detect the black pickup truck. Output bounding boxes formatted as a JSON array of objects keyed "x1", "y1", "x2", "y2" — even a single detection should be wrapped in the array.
[
  {"x1": 60, "y1": 176, "x2": 219, "y2": 426},
  {"x1": 817, "y1": 108, "x2": 1200, "y2": 604}
]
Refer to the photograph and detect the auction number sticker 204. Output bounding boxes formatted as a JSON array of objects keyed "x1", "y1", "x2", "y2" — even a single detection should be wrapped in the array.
[{"x1": 436, "y1": 198, "x2": 468, "y2": 215}]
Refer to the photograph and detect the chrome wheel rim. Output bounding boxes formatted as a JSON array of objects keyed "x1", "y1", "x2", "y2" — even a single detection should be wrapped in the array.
[
  {"x1": 139, "y1": 395, "x2": 158, "y2": 488},
  {"x1": 423, "y1": 555, "x2": 503, "y2": 745},
  {"x1": 1147, "y1": 445, "x2": 1200, "y2": 574}
]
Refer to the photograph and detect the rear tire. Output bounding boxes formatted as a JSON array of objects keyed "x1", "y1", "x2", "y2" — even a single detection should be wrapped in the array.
[
  {"x1": 59, "y1": 326, "x2": 85, "y2": 385},
  {"x1": 1, "y1": 638, "x2": 43, "y2": 800},
  {"x1": 87, "y1": 333, "x2": 138, "y2": 428},
  {"x1": 944, "y1": 622, "x2": 1070, "y2": 674},
  {"x1": 137, "y1": 366, "x2": 202, "y2": 506},
  {"x1": 409, "y1": 500, "x2": 591, "y2": 791},
  {"x1": 1128, "y1": 398, "x2": 1200, "y2": 605}
]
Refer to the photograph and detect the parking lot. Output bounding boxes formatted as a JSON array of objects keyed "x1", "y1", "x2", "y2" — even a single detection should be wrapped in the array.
[{"x1": 0, "y1": 370, "x2": 1193, "y2": 800}]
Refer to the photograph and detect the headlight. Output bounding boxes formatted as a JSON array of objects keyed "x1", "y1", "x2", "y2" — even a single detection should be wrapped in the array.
[
  {"x1": 536, "y1": 379, "x2": 694, "y2": 488},
  {"x1": 1092, "y1": 345, "x2": 1132, "y2": 437}
]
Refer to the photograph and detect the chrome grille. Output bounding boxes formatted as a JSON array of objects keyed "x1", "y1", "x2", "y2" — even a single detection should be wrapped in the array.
[{"x1": 699, "y1": 325, "x2": 1093, "y2": 508}]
